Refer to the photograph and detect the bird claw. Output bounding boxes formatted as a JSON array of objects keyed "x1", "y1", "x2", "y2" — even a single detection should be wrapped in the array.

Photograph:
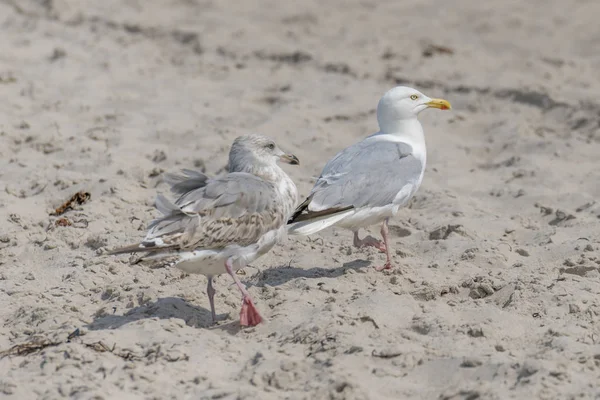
[{"x1": 375, "y1": 262, "x2": 393, "y2": 271}]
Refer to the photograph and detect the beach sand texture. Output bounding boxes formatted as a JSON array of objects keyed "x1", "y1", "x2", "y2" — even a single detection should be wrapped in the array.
[{"x1": 1, "y1": 0, "x2": 600, "y2": 398}]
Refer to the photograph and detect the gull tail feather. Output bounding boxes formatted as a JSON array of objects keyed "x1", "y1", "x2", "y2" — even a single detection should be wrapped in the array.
[
  {"x1": 163, "y1": 169, "x2": 209, "y2": 196},
  {"x1": 107, "y1": 195, "x2": 182, "y2": 255},
  {"x1": 106, "y1": 240, "x2": 178, "y2": 255},
  {"x1": 107, "y1": 194, "x2": 191, "y2": 256},
  {"x1": 287, "y1": 207, "x2": 354, "y2": 236},
  {"x1": 155, "y1": 193, "x2": 179, "y2": 215}
]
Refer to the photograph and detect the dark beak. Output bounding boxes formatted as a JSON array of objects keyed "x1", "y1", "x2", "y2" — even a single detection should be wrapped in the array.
[{"x1": 279, "y1": 153, "x2": 300, "y2": 165}]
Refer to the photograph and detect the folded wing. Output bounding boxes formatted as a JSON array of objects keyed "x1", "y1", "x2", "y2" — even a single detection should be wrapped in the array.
[
  {"x1": 109, "y1": 172, "x2": 285, "y2": 254},
  {"x1": 287, "y1": 139, "x2": 422, "y2": 235}
]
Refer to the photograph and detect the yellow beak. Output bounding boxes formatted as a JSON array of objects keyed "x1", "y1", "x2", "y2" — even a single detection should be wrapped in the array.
[{"x1": 426, "y1": 98, "x2": 452, "y2": 110}]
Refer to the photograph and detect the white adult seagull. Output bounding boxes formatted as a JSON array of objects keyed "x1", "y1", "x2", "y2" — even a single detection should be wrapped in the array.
[{"x1": 287, "y1": 86, "x2": 451, "y2": 270}]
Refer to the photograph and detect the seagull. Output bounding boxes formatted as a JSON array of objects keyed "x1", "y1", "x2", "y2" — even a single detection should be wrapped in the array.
[
  {"x1": 287, "y1": 86, "x2": 451, "y2": 270},
  {"x1": 108, "y1": 135, "x2": 299, "y2": 326}
]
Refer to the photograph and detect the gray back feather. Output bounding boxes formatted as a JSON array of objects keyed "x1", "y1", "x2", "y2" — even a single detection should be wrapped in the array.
[{"x1": 309, "y1": 139, "x2": 423, "y2": 210}]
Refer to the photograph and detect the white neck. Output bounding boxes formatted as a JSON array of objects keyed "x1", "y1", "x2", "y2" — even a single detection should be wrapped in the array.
[{"x1": 376, "y1": 117, "x2": 427, "y2": 165}]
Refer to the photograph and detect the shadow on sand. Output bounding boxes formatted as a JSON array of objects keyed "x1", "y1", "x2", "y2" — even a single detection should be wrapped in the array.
[
  {"x1": 253, "y1": 259, "x2": 371, "y2": 287},
  {"x1": 87, "y1": 297, "x2": 241, "y2": 333},
  {"x1": 87, "y1": 259, "x2": 371, "y2": 332}
]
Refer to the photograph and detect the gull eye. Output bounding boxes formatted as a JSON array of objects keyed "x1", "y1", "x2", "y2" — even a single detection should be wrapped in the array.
[
  {"x1": 410, "y1": 94, "x2": 419, "y2": 100},
  {"x1": 266, "y1": 143, "x2": 275, "y2": 150}
]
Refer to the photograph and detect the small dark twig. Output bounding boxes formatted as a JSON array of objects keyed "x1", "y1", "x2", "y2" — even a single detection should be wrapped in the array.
[{"x1": 0, "y1": 340, "x2": 60, "y2": 358}]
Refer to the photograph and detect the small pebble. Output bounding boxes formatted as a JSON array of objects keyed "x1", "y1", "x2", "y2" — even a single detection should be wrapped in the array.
[{"x1": 515, "y1": 248, "x2": 530, "y2": 257}]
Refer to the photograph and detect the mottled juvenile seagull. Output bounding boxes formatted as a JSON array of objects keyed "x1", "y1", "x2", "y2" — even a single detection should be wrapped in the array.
[
  {"x1": 288, "y1": 86, "x2": 450, "y2": 270},
  {"x1": 109, "y1": 135, "x2": 299, "y2": 326}
]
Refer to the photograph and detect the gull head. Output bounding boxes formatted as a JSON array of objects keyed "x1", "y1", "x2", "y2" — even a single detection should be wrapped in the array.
[
  {"x1": 377, "y1": 86, "x2": 451, "y2": 129},
  {"x1": 228, "y1": 134, "x2": 299, "y2": 173}
]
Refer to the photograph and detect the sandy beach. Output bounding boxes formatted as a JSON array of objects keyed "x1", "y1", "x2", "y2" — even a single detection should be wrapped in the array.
[{"x1": 1, "y1": 0, "x2": 600, "y2": 398}]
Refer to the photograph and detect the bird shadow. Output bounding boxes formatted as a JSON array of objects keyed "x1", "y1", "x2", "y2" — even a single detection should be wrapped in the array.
[
  {"x1": 86, "y1": 260, "x2": 371, "y2": 333},
  {"x1": 253, "y1": 259, "x2": 371, "y2": 287},
  {"x1": 87, "y1": 297, "x2": 241, "y2": 334}
]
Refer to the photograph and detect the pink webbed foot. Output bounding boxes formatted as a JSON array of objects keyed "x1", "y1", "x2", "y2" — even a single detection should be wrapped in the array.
[
  {"x1": 224, "y1": 259, "x2": 264, "y2": 327},
  {"x1": 239, "y1": 296, "x2": 263, "y2": 327}
]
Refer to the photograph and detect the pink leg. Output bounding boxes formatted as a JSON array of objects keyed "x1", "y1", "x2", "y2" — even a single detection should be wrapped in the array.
[
  {"x1": 374, "y1": 219, "x2": 393, "y2": 271},
  {"x1": 206, "y1": 277, "x2": 217, "y2": 323},
  {"x1": 353, "y1": 231, "x2": 387, "y2": 252},
  {"x1": 224, "y1": 259, "x2": 263, "y2": 326}
]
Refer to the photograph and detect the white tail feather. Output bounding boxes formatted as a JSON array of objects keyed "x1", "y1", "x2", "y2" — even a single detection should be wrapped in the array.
[{"x1": 287, "y1": 209, "x2": 354, "y2": 236}]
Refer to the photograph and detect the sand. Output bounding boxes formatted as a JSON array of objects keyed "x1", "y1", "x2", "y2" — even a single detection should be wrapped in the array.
[{"x1": 1, "y1": 0, "x2": 600, "y2": 398}]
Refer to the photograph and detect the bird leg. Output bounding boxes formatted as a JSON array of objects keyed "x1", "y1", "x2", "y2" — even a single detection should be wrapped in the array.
[
  {"x1": 353, "y1": 231, "x2": 387, "y2": 252},
  {"x1": 374, "y1": 218, "x2": 393, "y2": 271},
  {"x1": 224, "y1": 259, "x2": 263, "y2": 326},
  {"x1": 206, "y1": 277, "x2": 217, "y2": 324}
]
